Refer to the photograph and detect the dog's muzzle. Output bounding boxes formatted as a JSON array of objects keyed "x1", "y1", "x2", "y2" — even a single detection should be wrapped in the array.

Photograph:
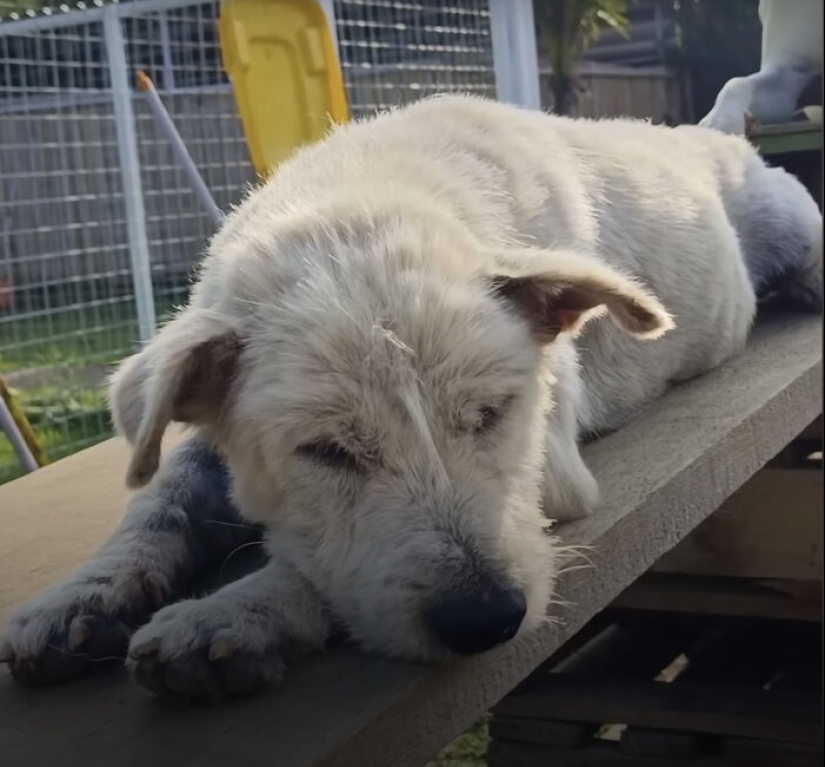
[{"x1": 425, "y1": 576, "x2": 526, "y2": 655}]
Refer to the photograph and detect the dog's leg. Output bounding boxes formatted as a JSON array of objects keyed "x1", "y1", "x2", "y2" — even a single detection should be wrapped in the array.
[
  {"x1": 699, "y1": 67, "x2": 817, "y2": 135},
  {"x1": 0, "y1": 436, "x2": 262, "y2": 685},
  {"x1": 740, "y1": 163, "x2": 823, "y2": 314},
  {"x1": 126, "y1": 556, "x2": 329, "y2": 700},
  {"x1": 541, "y1": 342, "x2": 599, "y2": 523}
]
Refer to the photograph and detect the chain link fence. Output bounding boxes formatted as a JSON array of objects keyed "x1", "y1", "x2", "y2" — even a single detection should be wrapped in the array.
[{"x1": 0, "y1": 0, "x2": 512, "y2": 483}]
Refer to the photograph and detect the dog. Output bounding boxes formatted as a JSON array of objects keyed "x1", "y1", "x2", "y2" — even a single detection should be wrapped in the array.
[
  {"x1": 2, "y1": 95, "x2": 821, "y2": 699},
  {"x1": 700, "y1": 0, "x2": 822, "y2": 134}
]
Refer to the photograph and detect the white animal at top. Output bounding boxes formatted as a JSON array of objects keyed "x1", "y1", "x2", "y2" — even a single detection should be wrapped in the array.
[{"x1": 700, "y1": 0, "x2": 823, "y2": 134}]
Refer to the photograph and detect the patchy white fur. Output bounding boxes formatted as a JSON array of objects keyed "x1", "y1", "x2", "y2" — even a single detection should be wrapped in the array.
[
  {"x1": 127, "y1": 559, "x2": 329, "y2": 689},
  {"x1": 109, "y1": 95, "x2": 819, "y2": 660},
  {"x1": 5, "y1": 96, "x2": 821, "y2": 681}
]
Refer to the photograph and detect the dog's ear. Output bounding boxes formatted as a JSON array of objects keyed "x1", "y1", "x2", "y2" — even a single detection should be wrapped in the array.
[
  {"x1": 109, "y1": 310, "x2": 243, "y2": 489},
  {"x1": 489, "y1": 249, "x2": 674, "y2": 344}
]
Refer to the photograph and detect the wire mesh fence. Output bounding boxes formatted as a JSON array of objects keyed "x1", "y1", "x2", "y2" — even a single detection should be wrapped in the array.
[
  {"x1": 0, "y1": 0, "x2": 503, "y2": 484},
  {"x1": 333, "y1": 0, "x2": 496, "y2": 117}
]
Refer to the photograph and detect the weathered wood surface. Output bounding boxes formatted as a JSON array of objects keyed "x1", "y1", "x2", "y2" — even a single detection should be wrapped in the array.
[
  {"x1": 0, "y1": 314, "x2": 821, "y2": 767},
  {"x1": 750, "y1": 120, "x2": 823, "y2": 155},
  {"x1": 653, "y1": 466, "x2": 822, "y2": 581},
  {"x1": 613, "y1": 574, "x2": 822, "y2": 622}
]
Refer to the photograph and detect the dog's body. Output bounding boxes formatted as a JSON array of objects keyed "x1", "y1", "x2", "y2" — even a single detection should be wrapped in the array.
[{"x1": 2, "y1": 96, "x2": 821, "y2": 696}]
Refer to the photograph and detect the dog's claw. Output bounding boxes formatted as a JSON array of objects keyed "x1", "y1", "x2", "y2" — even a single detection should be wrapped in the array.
[
  {"x1": 67, "y1": 616, "x2": 92, "y2": 651},
  {"x1": 141, "y1": 573, "x2": 169, "y2": 606},
  {"x1": 208, "y1": 637, "x2": 235, "y2": 661},
  {"x1": 129, "y1": 637, "x2": 162, "y2": 659},
  {"x1": 131, "y1": 651, "x2": 168, "y2": 697}
]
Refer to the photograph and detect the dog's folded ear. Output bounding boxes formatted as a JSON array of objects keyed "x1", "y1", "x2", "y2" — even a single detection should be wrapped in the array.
[
  {"x1": 108, "y1": 310, "x2": 243, "y2": 489},
  {"x1": 489, "y1": 249, "x2": 674, "y2": 344}
]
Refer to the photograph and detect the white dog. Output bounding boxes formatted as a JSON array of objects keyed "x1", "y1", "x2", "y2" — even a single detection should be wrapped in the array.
[
  {"x1": 2, "y1": 95, "x2": 821, "y2": 699},
  {"x1": 700, "y1": 0, "x2": 822, "y2": 134}
]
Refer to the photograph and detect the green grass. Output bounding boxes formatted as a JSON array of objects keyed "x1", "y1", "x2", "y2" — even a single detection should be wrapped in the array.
[
  {"x1": 0, "y1": 298, "x2": 180, "y2": 373},
  {"x1": 427, "y1": 716, "x2": 490, "y2": 767},
  {"x1": 0, "y1": 299, "x2": 182, "y2": 484},
  {"x1": 0, "y1": 383, "x2": 112, "y2": 484}
]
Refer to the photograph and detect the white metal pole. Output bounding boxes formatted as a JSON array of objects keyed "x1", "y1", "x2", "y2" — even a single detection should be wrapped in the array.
[
  {"x1": 137, "y1": 71, "x2": 225, "y2": 226},
  {"x1": 159, "y1": 10, "x2": 176, "y2": 91},
  {"x1": 104, "y1": 5, "x2": 156, "y2": 343},
  {"x1": 488, "y1": 0, "x2": 542, "y2": 110}
]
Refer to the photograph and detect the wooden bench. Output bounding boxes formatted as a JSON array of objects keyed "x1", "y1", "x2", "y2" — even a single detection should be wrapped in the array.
[{"x1": 0, "y1": 313, "x2": 820, "y2": 767}]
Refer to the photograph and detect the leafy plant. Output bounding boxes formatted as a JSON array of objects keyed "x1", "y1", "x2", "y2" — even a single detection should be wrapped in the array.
[{"x1": 534, "y1": 0, "x2": 630, "y2": 115}]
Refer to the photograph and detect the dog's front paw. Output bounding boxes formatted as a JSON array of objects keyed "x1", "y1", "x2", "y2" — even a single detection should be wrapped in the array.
[
  {"x1": 127, "y1": 597, "x2": 289, "y2": 702},
  {"x1": 1, "y1": 559, "x2": 170, "y2": 685},
  {"x1": 542, "y1": 449, "x2": 599, "y2": 523}
]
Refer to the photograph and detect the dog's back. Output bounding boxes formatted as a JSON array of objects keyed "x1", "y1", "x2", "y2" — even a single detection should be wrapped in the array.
[
  {"x1": 220, "y1": 95, "x2": 817, "y2": 431},
  {"x1": 204, "y1": 95, "x2": 819, "y2": 434}
]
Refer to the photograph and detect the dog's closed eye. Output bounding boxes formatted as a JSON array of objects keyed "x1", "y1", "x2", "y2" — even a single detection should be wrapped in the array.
[
  {"x1": 475, "y1": 395, "x2": 515, "y2": 435},
  {"x1": 296, "y1": 440, "x2": 362, "y2": 472}
]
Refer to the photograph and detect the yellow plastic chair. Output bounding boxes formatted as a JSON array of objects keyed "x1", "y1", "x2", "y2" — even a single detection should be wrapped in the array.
[{"x1": 219, "y1": 0, "x2": 350, "y2": 177}]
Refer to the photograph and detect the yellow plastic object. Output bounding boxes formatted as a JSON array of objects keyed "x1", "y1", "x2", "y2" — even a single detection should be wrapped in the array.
[{"x1": 219, "y1": 0, "x2": 350, "y2": 177}]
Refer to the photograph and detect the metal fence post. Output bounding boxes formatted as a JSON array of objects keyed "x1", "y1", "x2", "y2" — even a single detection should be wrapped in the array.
[
  {"x1": 103, "y1": 4, "x2": 156, "y2": 343},
  {"x1": 159, "y1": 10, "x2": 176, "y2": 90},
  {"x1": 488, "y1": 0, "x2": 542, "y2": 110}
]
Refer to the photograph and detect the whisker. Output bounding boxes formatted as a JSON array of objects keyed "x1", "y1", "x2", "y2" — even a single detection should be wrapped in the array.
[
  {"x1": 556, "y1": 562, "x2": 596, "y2": 576},
  {"x1": 218, "y1": 540, "x2": 266, "y2": 583},
  {"x1": 45, "y1": 643, "x2": 127, "y2": 664},
  {"x1": 204, "y1": 519, "x2": 262, "y2": 532}
]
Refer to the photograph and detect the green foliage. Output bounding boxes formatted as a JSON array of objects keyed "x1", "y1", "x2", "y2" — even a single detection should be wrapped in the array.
[
  {"x1": 0, "y1": 383, "x2": 111, "y2": 484},
  {"x1": 427, "y1": 715, "x2": 490, "y2": 767},
  {"x1": 0, "y1": 300, "x2": 177, "y2": 484},
  {"x1": 534, "y1": 0, "x2": 630, "y2": 114},
  {"x1": 1, "y1": 1, "x2": 58, "y2": 14}
]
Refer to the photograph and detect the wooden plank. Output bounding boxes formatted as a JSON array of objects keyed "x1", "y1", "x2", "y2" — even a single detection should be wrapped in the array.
[
  {"x1": 495, "y1": 678, "x2": 821, "y2": 744},
  {"x1": 750, "y1": 121, "x2": 823, "y2": 155},
  {"x1": 657, "y1": 460, "x2": 821, "y2": 582},
  {"x1": 723, "y1": 736, "x2": 822, "y2": 767},
  {"x1": 550, "y1": 616, "x2": 702, "y2": 680},
  {"x1": 0, "y1": 429, "x2": 186, "y2": 623},
  {"x1": 488, "y1": 717, "x2": 594, "y2": 748},
  {"x1": 488, "y1": 739, "x2": 728, "y2": 767},
  {"x1": 620, "y1": 727, "x2": 703, "y2": 758},
  {"x1": 489, "y1": 736, "x2": 822, "y2": 767},
  {"x1": 613, "y1": 574, "x2": 822, "y2": 622},
  {"x1": 0, "y1": 315, "x2": 821, "y2": 767}
]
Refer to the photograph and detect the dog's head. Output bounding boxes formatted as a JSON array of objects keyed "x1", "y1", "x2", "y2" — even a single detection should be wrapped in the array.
[{"x1": 110, "y1": 214, "x2": 671, "y2": 660}]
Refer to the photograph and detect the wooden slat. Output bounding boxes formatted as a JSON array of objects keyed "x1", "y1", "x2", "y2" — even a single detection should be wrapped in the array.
[
  {"x1": 488, "y1": 717, "x2": 594, "y2": 748},
  {"x1": 488, "y1": 739, "x2": 729, "y2": 767},
  {"x1": 620, "y1": 727, "x2": 703, "y2": 759},
  {"x1": 653, "y1": 467, "x2": 822, "y2": 581},
  {"x1": 489, "y1": 737, "x2": 823, "y2": 767},
  {"x1": 0, "y1": 314, "x2": 821, "y2": 767},
  {"x1": 722, "y1": 736, "x2": 823, "y2": 767},
  {"x1": 750, "y1": 121, "x2": 823, "y2": 155},
  {"x1": 495, "y1": 678, "x2": 821, "y2": 744},
  {"x1": 614, "y1": 575, "x2": 822, "y2": 622}
]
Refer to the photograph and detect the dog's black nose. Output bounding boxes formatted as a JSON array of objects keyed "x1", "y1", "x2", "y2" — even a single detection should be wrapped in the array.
[{"x1": 426, "y1": 580, "x2": 527, "y2": 655}]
